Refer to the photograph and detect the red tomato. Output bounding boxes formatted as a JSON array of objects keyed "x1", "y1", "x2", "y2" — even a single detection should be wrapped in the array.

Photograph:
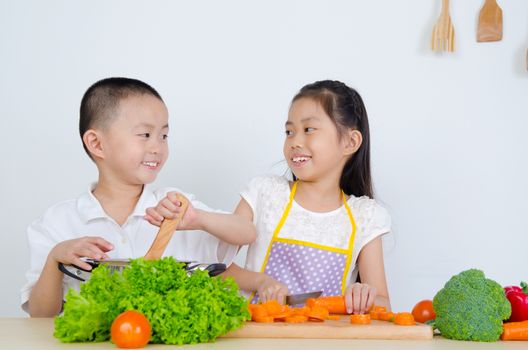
[
  {"x1": 411, "y1": 299, "x2": 436, "y2": 323},
  {"x1": 111, "y1": 310, "x2": 151, "y2": 349}
]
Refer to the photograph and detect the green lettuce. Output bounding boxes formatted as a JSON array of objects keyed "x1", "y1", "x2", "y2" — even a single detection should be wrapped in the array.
[{"x1": 54, "y1": 257, "x2": 249, "y2": 344}]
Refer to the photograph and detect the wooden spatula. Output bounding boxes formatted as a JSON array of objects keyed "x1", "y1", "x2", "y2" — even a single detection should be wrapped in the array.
[
  {"x1": 477, "y1": 0, "x2": 503, "y2": 42},
  {"x1": 144, "y1": 194, "x2": 189, "y2": 260},
  {"x1": 431, "y1": 0, "x2": 455, "y2": 52}
]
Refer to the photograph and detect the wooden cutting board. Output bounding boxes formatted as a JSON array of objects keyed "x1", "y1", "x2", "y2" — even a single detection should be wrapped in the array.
[{"x1": 224, "y1": 318, "x2": 433, "y2": 340}]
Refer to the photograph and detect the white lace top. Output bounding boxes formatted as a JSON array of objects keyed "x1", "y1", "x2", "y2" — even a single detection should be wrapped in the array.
[{"x1": 240, "y1": 175, "x2": 391, "y2": 285}]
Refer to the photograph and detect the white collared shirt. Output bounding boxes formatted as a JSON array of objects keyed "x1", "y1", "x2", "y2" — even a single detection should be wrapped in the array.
[{"x1": 21, "y1": 185, "x2": 237, "y2": 313}]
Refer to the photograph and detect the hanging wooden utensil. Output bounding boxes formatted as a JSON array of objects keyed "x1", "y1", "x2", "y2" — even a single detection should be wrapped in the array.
[
  {"x1": 431, "y1": 0, "x2": 455, "y2": 52},
  {"x1": 477, "y1": 0, "x2": 503, "y2": 42}
]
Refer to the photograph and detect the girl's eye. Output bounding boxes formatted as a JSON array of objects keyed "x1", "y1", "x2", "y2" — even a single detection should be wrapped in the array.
[
  {"x1": 285, "y1": 130, "x2": 293, "y2": 136},
  {"x1": 139, "y1": 133, "x2": 150, "y2": 138},
  {"x1": 304, "y1": 127, "x2": 315, "y2": 133},
  {"x1": 162, "y1": 134, "x2": 168, "y2": 140}
]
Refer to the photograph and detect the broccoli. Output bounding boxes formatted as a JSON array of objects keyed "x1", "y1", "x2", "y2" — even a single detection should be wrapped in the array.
[{"x1": 433, "y1": 269, "x2": 511, "y2": 342}]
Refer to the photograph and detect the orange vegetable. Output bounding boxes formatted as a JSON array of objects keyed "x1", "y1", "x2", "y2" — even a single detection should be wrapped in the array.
[
  {"x1": 263, "y1": 300, "x2": 285, "y2": 315},
  {"x1": 411, "y1": 300, "x2": 436, "y2": 323},
  {"x1": 292, "y1": 306, "x2": 310, "y2": 316},
  {"x1": 372, "y1": 305, "x2": 387, "y2": 313},
  {"x1": 350, "y1": 314, "x2": 371, "y2": 324},
  {"x1": 308, "y1": 305, "x2": 329, "y2": 321},
  {"x1": 327, "y1": 315, "x2": 341, "y2": 321},
  {"x1": 285, "y1": 315, "x2": 308, "y2": 323},
  {"x1": 378, "y1": 311, "x2": 395, "y2": 322},
  {"x1": 394, "y1": 312, "x2": 416, "y2": 326},
  {"x1": 306, "y1": 296, "x2": 346, "y2": 314},
  {"x1": 501, "y1": 320, "x2": 528, "y2": 341},
  {"x1": 253, "y1": 316, "x2": 274, "y2": 323},
  {"x1": 250, "y1": 305, "x2": 268, "y2": 320}
]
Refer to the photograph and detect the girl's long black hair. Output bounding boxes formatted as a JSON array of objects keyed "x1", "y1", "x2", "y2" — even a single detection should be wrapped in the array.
[{"x1": 291, "y1": 80, "x2": 373, "y2": 198}]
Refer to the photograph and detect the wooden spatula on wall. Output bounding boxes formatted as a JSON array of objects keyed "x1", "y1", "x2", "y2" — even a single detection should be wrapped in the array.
[
  {"x1": 477, "y1": 0, "x2": 503, "y2": 42},
  {"x1": 431, "y1": 0, "x2": 455, "y2": 52},
  {"x1": 144, "y1": 194, "x2": 189, "y2": 260}
]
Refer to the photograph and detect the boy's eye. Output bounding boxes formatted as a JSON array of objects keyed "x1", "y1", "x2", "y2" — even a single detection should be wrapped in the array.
[
  {"x1": 139, "y1": 133, "x2": 150, "y2": 138},
  {"x1": 162, "y1": 134, "x2": 168, "y2": 140},
  {"x1": 285, "y1": 130, "x2": 293, "y2": 136},
  {"x1": 304, "y1": 127, "x2": 315, "y2": 133}
]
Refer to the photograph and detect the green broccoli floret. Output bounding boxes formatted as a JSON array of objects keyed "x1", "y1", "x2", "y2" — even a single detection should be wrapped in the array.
[{"x1": 433, "y1": 269, "x2": 511, "y2": 342}]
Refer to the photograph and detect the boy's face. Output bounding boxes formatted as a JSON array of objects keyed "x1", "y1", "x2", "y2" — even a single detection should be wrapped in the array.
[{"x1": 98, "y1": 94, "x2": 169, "y2": 186}]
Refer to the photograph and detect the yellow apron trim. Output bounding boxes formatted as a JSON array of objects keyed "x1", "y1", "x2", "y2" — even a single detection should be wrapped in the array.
[
  {"x1": 340, "y1": 197, "x2": 356, "y2": 294},
  {"x1": 250, "y1": 182, "x2": 298, "y2": 301},
  {"x1": 274, "y1": 237, "x2": 349, "y2": 255}
]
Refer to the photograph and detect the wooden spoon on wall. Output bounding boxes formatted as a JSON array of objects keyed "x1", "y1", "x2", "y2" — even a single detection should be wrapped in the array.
[
  {"x1": 477, "y1": 0, "x2": 503, "y2": 42},
  {"x1": 431, "y1": 0, "x2": 455, "y2": 52}
]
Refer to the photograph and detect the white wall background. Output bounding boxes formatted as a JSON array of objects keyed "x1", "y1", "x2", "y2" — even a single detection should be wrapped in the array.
[{"x1": 1, "y1": 0, "x2": 527, "y2": 317}]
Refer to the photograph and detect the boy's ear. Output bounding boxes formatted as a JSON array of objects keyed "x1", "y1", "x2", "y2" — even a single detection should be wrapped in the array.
[
  {"x1": 82, "y1": 129, "x2": 104, "y2": 159},
  {"x1": 343, "y1": 129, "x2": 363, "y2": 156}
]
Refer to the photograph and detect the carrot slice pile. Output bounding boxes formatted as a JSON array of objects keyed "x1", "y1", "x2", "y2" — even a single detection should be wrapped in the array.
[{"x1": 248, "y1": 299, "x2": 416, "y2": 326}]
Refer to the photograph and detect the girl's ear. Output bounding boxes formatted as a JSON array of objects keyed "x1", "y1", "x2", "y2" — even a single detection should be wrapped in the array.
[
  {"x1": 82, "y1": 129, "x2": 104, "y2": 159},
  {"x1": 343, "y1": 129, "x2": 363, "y2": 156}
]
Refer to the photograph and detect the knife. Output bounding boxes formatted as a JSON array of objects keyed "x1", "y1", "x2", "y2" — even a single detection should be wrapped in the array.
[
  {"x1": 58, "y1": 259, "x2": 227, "y2": 282},
  {"x1": 285, "y1": 291, "x2": 323, "y2": 305}
]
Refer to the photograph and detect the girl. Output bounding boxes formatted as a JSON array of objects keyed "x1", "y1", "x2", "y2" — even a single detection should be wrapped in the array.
[{"x1": 224, "y1": 80, "x2": 391, "y2": 315}]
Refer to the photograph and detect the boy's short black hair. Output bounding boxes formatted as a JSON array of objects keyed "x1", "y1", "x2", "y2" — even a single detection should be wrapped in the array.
[{"x1": 79, "y1": 77, "x2": 163, "y2": 158}]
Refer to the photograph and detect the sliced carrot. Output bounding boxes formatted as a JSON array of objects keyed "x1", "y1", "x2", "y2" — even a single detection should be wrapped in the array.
[
  {"x1": 253, "y1": 316, "x2": 274, "y2": 323},
  {"x1": 350, "y1": 314, "x2": 371, "y2": 325},
  {"x1": 263, "y1": 300, "x2": 284, "y2": 315},
  {"x1": 291, "y1": 306, "x2": 311, "y2": 316},
  {"x1": 501, "y1": 320, "x2": 528, "y2": 341},
  {"x1": 394, "y1": 312, "x2": 416, "y2": 326},
  {"x1": 372, "y1": 305, "x2": 387, "y2": 313},
  {"x1": 327, "y1": 315, "x2": 341, "y2": 320},
  {"x1": 369, "y1": 310, "x2": 379, "y2": 320},
  {"x1": 285, "y1": 315, "x2": 308, "y2": 323},
  {"x1": 306, "y1": 296, "x2": 346, "y2": 314},
  {"x1": 379, "y1": 311, "x2": 395, "y2": 322},
  {"x1": 250, "y1": 305, "x2": 268, "y2": 321},
  {"x1": 308, "y1": 305, "x2": 329, "y2": 321}
]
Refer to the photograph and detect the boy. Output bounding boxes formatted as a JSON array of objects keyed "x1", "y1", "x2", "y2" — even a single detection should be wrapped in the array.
[{"x1": 21, "y1": 77, "x2": 256, "y2": 317}]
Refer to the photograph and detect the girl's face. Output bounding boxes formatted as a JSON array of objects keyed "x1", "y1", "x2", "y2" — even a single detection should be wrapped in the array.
[
  {"x1": 99, "y1": 94, "x2": 169, "y2": 186},
  {"x1": 284, "y1": 97, "x2": 352, "y2": 184}
]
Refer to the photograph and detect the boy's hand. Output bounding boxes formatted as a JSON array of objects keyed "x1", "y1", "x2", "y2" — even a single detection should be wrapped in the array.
[
  {"x1": 344, "y1": 282, "x2": 377, "y2": 315},
  {"x1": 257, "y1": 275, "x2": 289, "y2": 304},
  {"x1": 145, "y1": 192, "x2": 198, "y2": 230},
  {"x1": 50, "y1": 236, "x2": 114, "y2": 271}
]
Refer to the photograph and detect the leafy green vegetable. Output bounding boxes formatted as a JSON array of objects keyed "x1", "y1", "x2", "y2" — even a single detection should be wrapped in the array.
[
  {"x1": 54, "y1": 257, "x2": 249, "y2": 344},
  {"x1": 433, "y1": 269, "x2": 511, "y2": 342}
]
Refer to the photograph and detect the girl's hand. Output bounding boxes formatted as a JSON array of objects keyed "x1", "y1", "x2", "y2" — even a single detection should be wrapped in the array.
[
  {"x1": 50, "y1": 236, "x2": 114, "y2": 271},
  {"x1": 344, "y1": 282, "x2": 377, "y2": 315},
  {"x1": 257, "y1": 275, "x2": 289, "y2": 304},
  {"x1": 144, "y1": 192, "x2": 198, "y2": 229}
]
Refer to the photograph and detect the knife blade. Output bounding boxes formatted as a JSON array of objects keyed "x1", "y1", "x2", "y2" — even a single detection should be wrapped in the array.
[{"x1": 285, "y1": 291, "x2": 323, "y2": 305}]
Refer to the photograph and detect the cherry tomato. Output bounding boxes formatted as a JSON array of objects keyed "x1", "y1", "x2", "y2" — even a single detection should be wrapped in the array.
[
  {"x1": 111, "y1": 310, "x2": 151, "y2": 348},
  {"x1": 411, "y1": 299, "x2": 436, "y2": 323}
]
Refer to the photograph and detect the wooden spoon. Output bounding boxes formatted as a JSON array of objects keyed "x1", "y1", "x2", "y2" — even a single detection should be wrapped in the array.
[
  {"x1": 477, "y1": 0, "x2": 503, "y2": 42},
  {"x1": 431, "y1": 0, "x2": 455, "y2": 52},
  {"x1": 144, "y1": 194, "x2": 189, "y2": 260}
]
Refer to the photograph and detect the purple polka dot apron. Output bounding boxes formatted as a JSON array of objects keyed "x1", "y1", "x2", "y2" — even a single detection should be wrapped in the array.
[{"x1": 251, "y1": 181, "x2": 356, "y2": 303}]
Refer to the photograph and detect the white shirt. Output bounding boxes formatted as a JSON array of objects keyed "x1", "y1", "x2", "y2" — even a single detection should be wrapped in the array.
[
  {"x1": 21, "y1": 185, "x2": 237, "y2": 313},
  {"x1": 240, "y1": 175, "x2": 391, "y2": 289}
]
